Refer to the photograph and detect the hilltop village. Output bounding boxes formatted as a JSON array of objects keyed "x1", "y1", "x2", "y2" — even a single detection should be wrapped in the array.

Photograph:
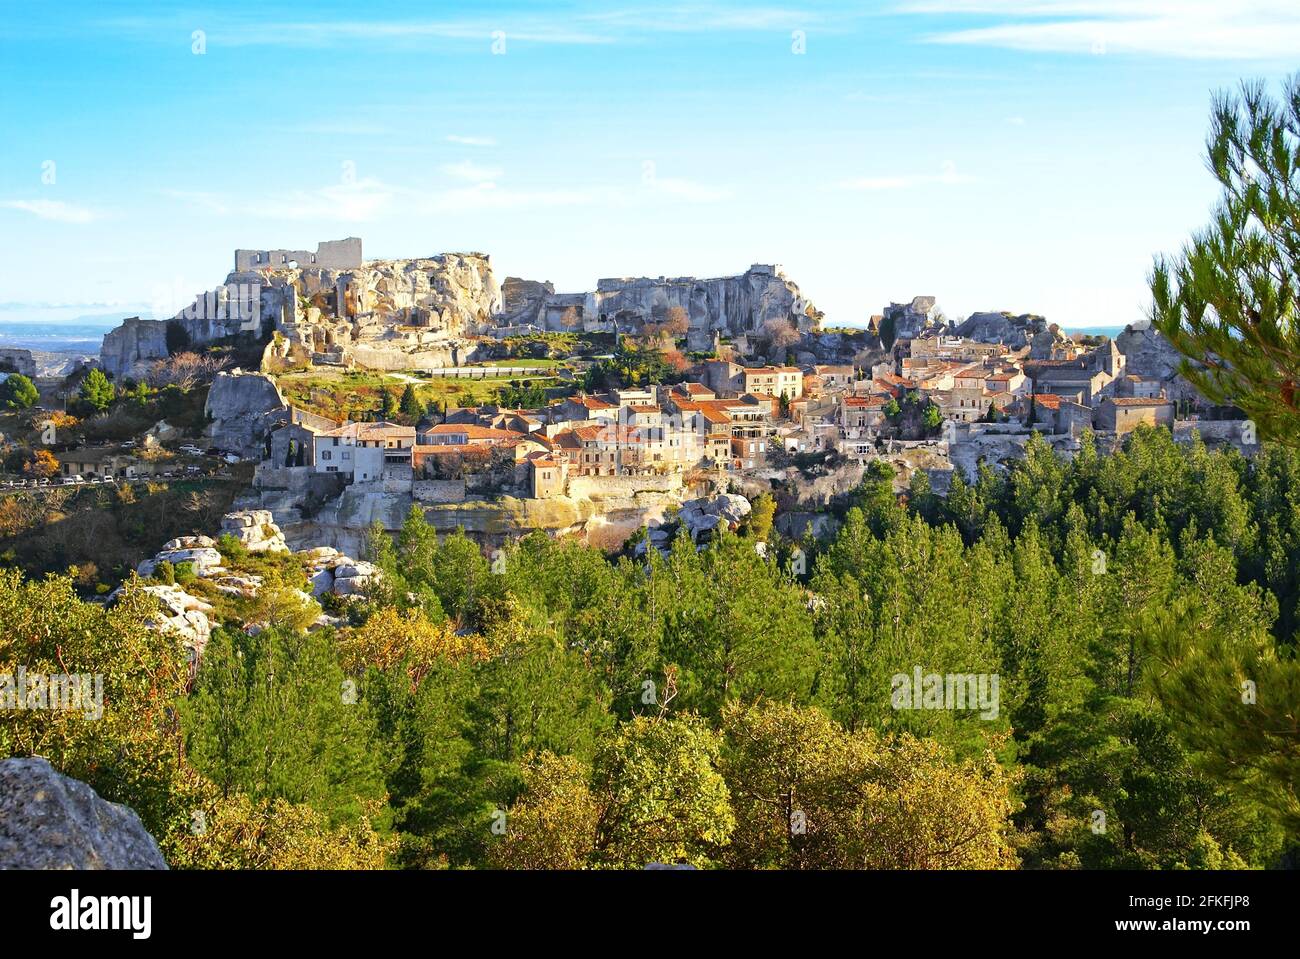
[{"x1": 0, "y1": 237, "x2": 1247, "y2": 561}]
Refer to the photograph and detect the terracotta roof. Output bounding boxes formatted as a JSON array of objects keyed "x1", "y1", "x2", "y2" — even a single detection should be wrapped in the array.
[
  {"x1": 1030, "y1": 393, "x2": 1062, "y2": 410},
  {"x1": 425, "y1": 423, "x2": 521, "y2": 441}
]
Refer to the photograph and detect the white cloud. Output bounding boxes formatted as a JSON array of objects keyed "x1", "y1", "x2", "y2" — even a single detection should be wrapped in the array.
[
  {"x1": 441, "y1": 161, "x2": 505, "y2": 183},
  {"x1": 258, "y1": 177, "x2": 397, "y2": 222},
  {"x1": 101, "y1": 5, "x2": 834, "y2": 49},
  {"x1": 427, "y1": 181, "x2": 613, "y2": 213},
  {"x1": 1006, "y1": 115, "x2": 1026, "y2": 125},
  {"x1": 837, "y1": 161, "x2": 974, "y2": 191},
  {"x1": 902, "y1": 1, "x2": 1300, "y2": 60},
  {"x1": 1, "y1": 199, "x2": 98, "y2": 223},
  {"x1": 159, "y1": 189, "x2": 231, "y2": 215},
  {"x1": 646, "y1": 176, "x2": 733, "y2": 202},
  {"x1": 445, "y1": 135, "x2": 497, "y2": 147}
]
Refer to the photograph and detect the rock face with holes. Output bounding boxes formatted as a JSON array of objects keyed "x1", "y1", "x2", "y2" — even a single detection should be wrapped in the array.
[{"x1": 0, "y1": 757, "x2": 168, "y2": 869}]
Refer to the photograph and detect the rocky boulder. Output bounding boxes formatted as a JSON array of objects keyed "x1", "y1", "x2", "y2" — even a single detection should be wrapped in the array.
[
  {"x1": 110, "y1": 583, "x2": 215, "y2": 662},
  {"x1": 296, "y1": 546, "x2": 382, "y2": 597},
  {"x1": 220, "y1": 509, "x2": 288, "y2": 552},
  {"x1": 0, "y1": 757, "x2": 168, "y2": 869},
  {"x1": 136, "y1": 546, "x2": 224, "y2": 578}
]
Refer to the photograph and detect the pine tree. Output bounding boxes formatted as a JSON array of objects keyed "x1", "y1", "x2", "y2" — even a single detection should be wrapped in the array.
[
  {"x1": 1152, "y1": 76, "x2": 1300, "y2": 444},
  {"x1": 78, "y1": 368, "x2": 115, "y2": 411},
  {"x1": 399, "y1": 383, "x2": 422, "y2": 421}
]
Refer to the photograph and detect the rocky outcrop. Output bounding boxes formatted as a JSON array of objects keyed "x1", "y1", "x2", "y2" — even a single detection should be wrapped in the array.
[
  {"x1": 220, "y1": 509, "x2": 288, "y2": 552},
  {"x1": 880, "y1": 296, "x2": 943, "y2": 346},
  {"x1": 498, "y1": 277, "x2": 556, "y2": 326},
  {"x1": 204, "y1": 370, "x2": 289, "y2": 457},
  {"x1": 136, "y1": 537, "x2": 224, "y2": 578},
  {"x1": 131, "y1": 584, "x2": 215, "y2": 661},
  {"x1": 295, "y1": 547, "x2": 382, "y2": 597},
  {"x1": 504, "y1": 264, "x2": 822, "y2": 343},
  {"x1": 1115, "y1": 323, "x2": 1187, "y2": 381},
  {"x1": 954, "y1": 311, "x2": 1047, "y2": 348},
  {"x1": 1029, "y1": 323, "x2": 1074, "y2": 359},
  {"x1": 99, "y1": 316, "x2": 170, "y2": 377},
  {"x1": 100, "y1": 249, "x2": 501, "y2": 374},
  {"x1": 0, "y1": 757, "x2": 168, "y2": 869},
  {"x1": 271, "y1": 252, "x2": 500, "y2": 367},
  {"x1": 637, "y1": 493, "x2": 752, "y2": 556},
  {"x1": 100, "y1": 247, "x2": 823, "y2": 372},
  {"x1": 0, "y1": 347, "x2": 37, "y2": 378}
]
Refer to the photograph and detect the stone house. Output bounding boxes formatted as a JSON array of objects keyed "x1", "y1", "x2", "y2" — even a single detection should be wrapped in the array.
[
  {"x1": 841, "y1": 394, "x2": 888, "y2": 436},
  {"x1": 527, "y1": 452, "x2": 567, "y2": 498},
  {"x1": 314, "y1": 421, "x2": 415, "y2": 481},
  {"x1": 54, "y1": 449, "x2": 164, "y2": 479},
  {"x1": 553, "y1": 394, "x2": 619, "y2": 423},
  {"x1": 1097, "y1": 397, "x2": 1175, "y2": 434},
  {"x1": 741, "y1": 366, "x2": 804, "y2": 400}
]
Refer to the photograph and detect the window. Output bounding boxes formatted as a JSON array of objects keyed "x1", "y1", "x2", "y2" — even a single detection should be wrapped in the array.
[
  {"x1": 342, "y1": 451, "x2": 351, "y2": 460},
  {"x1": 321, "y1": 450, "x2": 332, "y2": 461},
  {"x1": 326, "y1": 466, "x2": 337, "y2": 473}
]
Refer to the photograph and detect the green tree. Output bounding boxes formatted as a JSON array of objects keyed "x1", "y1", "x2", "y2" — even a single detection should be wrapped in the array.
[
  {"x1": 182, "y1": 627, "x2": 388, "y2": 826},
  {"x1": 1152, "y1": 76, "x2": 1300, "y2": 444},
  {"x1": 78, "y1": 367, "x2": 115, "y2": 411},
  {"x1": 399, "y1": 383, "x2": 422, "y2": 420},
  {"x1": 0, "y1": 373, "x2": 38, "y2": 410},
  {"x1": 589, "y1": 715, "x2": 734, "y2": 868}
]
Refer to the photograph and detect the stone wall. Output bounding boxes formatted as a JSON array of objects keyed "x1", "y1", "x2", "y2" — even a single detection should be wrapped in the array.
[
  {"x1": 566, "y1": 472, "x2": 684, "y2": 500},
  {"x1": 235, "y1": 237, "x2": 362, "y2": 272},
  {"x1": 414, "y1": 479, "x2": 468, "y2": 503}
]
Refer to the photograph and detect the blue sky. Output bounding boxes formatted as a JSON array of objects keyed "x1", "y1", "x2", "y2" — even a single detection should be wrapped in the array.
[{"x1": 1, "y1": 1, "x2": 1297, "y2": 329}]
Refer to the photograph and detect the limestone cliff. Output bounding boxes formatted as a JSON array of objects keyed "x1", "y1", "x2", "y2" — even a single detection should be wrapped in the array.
[
  {"x1": 100, "y1": 317, "x2": 170, "y2": 377},
  {"x1": 101, "y1": 251, "x2": 502, "y2": 374},
  {"x1": 501, "y1": 264, "x2": 822, "y2": 345}
]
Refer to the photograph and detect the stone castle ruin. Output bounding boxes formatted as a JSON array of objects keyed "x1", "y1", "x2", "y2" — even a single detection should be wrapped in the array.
[{"x1": 234, "y1": 237, "x2": 363, "y2": 273}]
